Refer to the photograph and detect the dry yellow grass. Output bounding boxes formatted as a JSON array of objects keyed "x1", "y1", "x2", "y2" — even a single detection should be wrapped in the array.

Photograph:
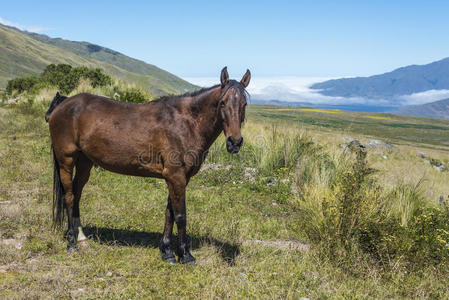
[
  {"x1": 365, "y1": 115, "x2": 391, "y2": 120},
  {"x1": 300, "y1": 108, "x2": 341, "y2": 114}
]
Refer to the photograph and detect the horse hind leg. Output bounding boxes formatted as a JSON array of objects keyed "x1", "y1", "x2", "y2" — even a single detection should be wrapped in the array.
[
  {"x1": 58, "y1": 154, "x2": 78, "y2": 253},
  {"x1": 73, "y1": 153, "x2": 93, "y2": 246}
]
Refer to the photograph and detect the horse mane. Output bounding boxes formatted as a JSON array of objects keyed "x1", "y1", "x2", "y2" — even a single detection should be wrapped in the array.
[
  {"x1": 151, "y1": 80, "x2": 249, "y2": 104},
  {"x1": 151, "y1": 85, "x2": 219, "y2": 104},
  {"x1": 45, "y1": 92, "x2": 68, "y2": 122}
]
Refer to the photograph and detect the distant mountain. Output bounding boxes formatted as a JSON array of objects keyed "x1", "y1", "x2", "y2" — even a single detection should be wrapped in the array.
[
  {"x1": 310, "y1": 58, "x2": 449, "y2": 102},
  {"x1": 392, "y1": 98, "x2": 449, "y2": 120},
  {"x1": 0, "y1": 23, "x2": 197, "y2": 96}
]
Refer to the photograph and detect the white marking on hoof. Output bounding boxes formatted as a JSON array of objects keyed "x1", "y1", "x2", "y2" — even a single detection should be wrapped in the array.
[{"x1": 77, "y1": 226, "x2": 87, "y2": 242}]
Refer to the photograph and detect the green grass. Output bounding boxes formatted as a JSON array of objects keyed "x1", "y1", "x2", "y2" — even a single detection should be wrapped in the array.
[
  {"x1": 0, "y1": 101, "x2": 448, "y2": 298},
  {"x1": 250, "y1": 105, "x2": 449, "y2": 148}
]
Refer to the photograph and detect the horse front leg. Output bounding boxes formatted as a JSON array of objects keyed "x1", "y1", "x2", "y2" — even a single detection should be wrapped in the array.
[
  {"x1": 159, "y1": 197, "x2": 176, "y2": 264},
  {"x1": 164, "y1": 172, "x2": 195, "y2": 264}
]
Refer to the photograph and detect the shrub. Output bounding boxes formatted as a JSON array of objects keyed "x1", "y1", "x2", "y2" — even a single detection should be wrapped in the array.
[
  {"x1": 7, "y1": 64, "x2": 113, "y2": 95},
  {"x1": 6, "y1": 77, "x2": 40, "y2": 94},
  {"x1": 114, "y1": 87, "x2": 147, "y2": 104},
  {"x1": 296, "y1": 145, "x2": 449, "y2": 269}
]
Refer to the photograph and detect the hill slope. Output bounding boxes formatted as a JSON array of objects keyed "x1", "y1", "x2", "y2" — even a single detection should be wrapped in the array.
[
  {"x1": 392, "y1": 98, "x2": 449, "y2": 120},
  {"x1": 0, "y1": 24, "x2": 197, "y2": 96},
  {"x1": 310, "y1": 57, "x2": 449, "y2": 101}
]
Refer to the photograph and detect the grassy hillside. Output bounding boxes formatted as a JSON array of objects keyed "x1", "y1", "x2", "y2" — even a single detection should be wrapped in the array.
[
  {"x1": 0, "y1": 93, "x2": 448, "y2": 298},
  {"x1": 0, "y1": 24, "x2": 197, "y2": 96}
]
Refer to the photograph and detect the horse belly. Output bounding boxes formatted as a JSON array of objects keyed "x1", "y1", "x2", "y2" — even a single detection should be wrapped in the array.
[{"x1": 79, "y1": 134, "x2": 164, "y2": 178}]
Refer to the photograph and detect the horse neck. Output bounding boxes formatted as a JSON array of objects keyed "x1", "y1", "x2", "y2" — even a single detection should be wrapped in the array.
[{"x1": 189, "y1": 87, "x2": 223, "y2": 149}]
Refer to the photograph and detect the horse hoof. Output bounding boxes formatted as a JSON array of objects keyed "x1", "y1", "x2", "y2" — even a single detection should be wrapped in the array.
[
  {"x1": 162, "y1": 254, "x2": 177, "y2": 265},
  {"x1": 78, "y1": 239, "x2": 89, "y2": 248},
  {"x1": 67, "y1": 245, "x2": 78, "y2": 254},
  {"x1": 165, "y1": 257, "x2": 177, "y2": 265},
  {"x1": 180, "y1": 253, "x2": 196, "y2": 265}
]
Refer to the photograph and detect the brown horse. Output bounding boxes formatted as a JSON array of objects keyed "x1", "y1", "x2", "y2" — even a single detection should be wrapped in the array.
[{"x1": 48, "y1": 67, "x2": 250, "y2": 264}]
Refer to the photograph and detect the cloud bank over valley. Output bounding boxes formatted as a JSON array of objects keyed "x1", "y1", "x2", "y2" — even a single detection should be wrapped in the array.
[{"x1": 185, "y1": 76, "x2": 447, "y2": 108}]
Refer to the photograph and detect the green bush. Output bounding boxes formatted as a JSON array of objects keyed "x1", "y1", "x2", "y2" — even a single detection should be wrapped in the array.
[
  {"x1": 7, "y1": 64, "x2": 112, "y2": 95},
  {"x1": 6, "y1": 77, "x2": 40, "y2": 94},
  {"x1": 115, "y1": 87, "x2": 147, "y2": 104}
]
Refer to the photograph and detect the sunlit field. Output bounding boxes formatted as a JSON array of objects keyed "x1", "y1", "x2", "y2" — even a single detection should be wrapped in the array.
[{"x1": 0, "y1": 88, "x2": 448, "y2": 298}]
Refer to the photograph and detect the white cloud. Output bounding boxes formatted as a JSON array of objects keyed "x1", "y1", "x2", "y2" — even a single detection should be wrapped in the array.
[
  {"x1": 0, "y1": 17, "x2": 49, "y2": 33},
  {"x1": 398, "y1": 89, "x2": 449, "y2": 106},
  {"x1": 184, "y1": 76, "x2": 449, "y2": 107},
  {"x1": 184, "y1": 76, "x2": 385, "y2": 105}
]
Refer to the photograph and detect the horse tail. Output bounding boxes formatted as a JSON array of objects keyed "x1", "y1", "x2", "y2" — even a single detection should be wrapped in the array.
[
  {"x1": 52, "y1": 146, "x2": 65, "y2": 227},
  {"x1": 45, "y1": 92, "x2": 67, "y2": 122}
]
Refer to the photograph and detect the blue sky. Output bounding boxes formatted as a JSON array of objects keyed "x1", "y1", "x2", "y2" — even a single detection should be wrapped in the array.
[
  {"x1": 2, "y1": 1, "x2": 449, "y2": 77},
  {"x1": 2, "y1": 1, "x2": 449, "y2": 105}
]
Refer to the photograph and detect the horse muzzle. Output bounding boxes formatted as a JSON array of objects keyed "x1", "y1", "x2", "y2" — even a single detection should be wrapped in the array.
[{"x1": 226, "y1": 136, "x2": 243, "y2": 154}]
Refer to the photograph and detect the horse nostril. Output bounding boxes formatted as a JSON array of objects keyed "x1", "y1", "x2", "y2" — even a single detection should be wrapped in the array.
[{"x1": 236, "y1": 137, "x2": 243, "y2": 147}]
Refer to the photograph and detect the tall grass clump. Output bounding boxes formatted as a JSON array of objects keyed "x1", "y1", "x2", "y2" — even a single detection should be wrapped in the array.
[
  {"x1": 207, "y1": 124, "x2": 319, "y2": 176},
  {"x1": 295, "y1": 144, "x2": 449, "y2": 269}
]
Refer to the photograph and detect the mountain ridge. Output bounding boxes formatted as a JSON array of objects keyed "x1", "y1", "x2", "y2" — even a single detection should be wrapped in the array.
[
  {"x1": 310, "y1": 57, "x2": 449, "y2": 102},
  {"x1": 0, "y1": 23, "x2": 197, "y2": 96}
]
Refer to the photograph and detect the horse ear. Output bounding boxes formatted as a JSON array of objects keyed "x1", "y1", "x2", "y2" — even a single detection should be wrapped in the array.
[
  {"x1": 56, "y1": 92, "x2": 60, "y2": 97},
  {"x1": 220, "y1": 66, "x2": 229, "y2": 87},
  {"x1": 240, "y1": 69, "x2": 251, "y2": 88}
]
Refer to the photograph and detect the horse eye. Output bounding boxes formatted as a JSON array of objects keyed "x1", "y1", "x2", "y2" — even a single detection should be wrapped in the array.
[{"x1": 220, "y1": 101, "x2": 226, "y2": 107}]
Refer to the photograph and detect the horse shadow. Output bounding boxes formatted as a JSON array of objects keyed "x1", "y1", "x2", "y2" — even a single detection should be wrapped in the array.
[{"x1": 83, "y1": 226, "x2": 241, "y2": 265}]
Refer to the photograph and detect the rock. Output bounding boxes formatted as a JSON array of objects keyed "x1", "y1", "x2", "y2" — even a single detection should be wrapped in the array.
[
  {"x1": 243, "y1": 239, "x2": 310, "y2": 251},
  {"x1": 430, "y1": 158, "x2": 443, "y2": 167},
  {"x1": 0, "y1": 238, "x2": 22, "y2": 249},
  {"x1": 244, "y1": 167, "x2": 257, "y2": 182},
  {"x1": 346, "y1": 140, "x2": 366, "y2": 153},
  {"x1": 345, "y1": 140, "x2": 367, "y2": 159},
  {"x1": 378, "y1": 152, "x2": 387, "y2": 159},
  {"x1": 7, "y1": 96, "x2": 22, "y2": 104},
  {"x1": 70, "y1": 288, "x2": 85, "y2": 298},
  {"x1": 105, "y1": 271, "x2": 113, "y2": 277},
  {"x1": 365, "y1": 139, "x2": 396, "y2": 151},
  {"x1": 433, "y1": 165, "x2": 447, "y2": 172},
  {"x1": 417, "y1": 152, "x2": 429, "y2": 159}
]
